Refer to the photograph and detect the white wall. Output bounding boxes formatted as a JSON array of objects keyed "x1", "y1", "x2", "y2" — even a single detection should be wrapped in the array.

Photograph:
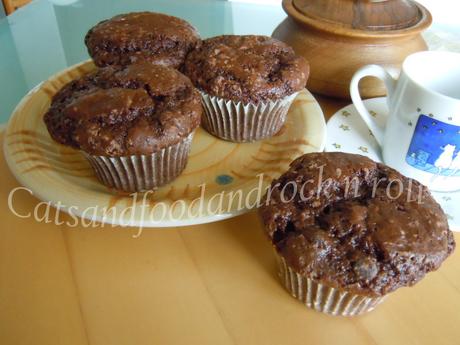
[{"x1": 416, "y1": 0, "x2": 459, "y2": 29}]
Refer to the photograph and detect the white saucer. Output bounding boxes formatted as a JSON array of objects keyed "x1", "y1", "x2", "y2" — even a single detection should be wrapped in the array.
[{"x1": 326, "y1": 97, "x2": 459, "y2": 232}]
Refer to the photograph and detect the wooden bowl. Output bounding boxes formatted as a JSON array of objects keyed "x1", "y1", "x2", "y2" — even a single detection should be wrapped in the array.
[{"x1": 273, "y1": 0, "x2": 432, "y2": 99}]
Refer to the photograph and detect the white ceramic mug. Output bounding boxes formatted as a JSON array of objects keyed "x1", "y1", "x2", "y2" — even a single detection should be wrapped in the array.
[{"x1": 350, "y1": 51, "x2": 460, "y2": 192}]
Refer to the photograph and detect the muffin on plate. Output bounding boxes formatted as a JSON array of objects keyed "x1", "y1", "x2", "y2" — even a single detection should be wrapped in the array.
[
  {"x1": 183, "y1": 35, "x2": 309, "y2": 142},
  {"x1": 259, "y1": 152, "x2": 455, "y2": 316},
  {"x1": 44, "y1": 63, "x2": 201, "y2": 192},
  {"x1": 85, "y1": 12, "x2": 200, "y2": 69}
]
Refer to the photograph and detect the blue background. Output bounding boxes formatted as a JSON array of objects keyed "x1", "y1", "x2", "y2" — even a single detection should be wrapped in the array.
[{"x1": 406, "y1": 115, "x2": 460, "y2": 176}]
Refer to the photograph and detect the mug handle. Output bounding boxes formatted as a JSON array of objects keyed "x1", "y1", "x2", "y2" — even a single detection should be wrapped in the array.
[{"x1": 350, "y1": 65, "x2": 397, "y2": 147}]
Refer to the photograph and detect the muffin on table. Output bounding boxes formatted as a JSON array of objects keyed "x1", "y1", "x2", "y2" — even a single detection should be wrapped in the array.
[
  {"x1": 44, "y1": 63, "x2": 201, "y2": 192},
  {"x1": 183, "y1": 35, "x2": 309, "y2": 142},
  {"x1": 259, "y1": 152, "x2": 455, "y2": 316},
  {"x1": 85, "y1": 12, "x2": 200, "y2": 69}
]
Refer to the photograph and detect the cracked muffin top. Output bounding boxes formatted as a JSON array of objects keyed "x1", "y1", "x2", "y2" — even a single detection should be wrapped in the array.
[
  {"x1": 44, "y1": 63, "x2": 201, "y2": 156},
  {"x1": 85, "y1": 12, "x2": 200, "y2": 68},
  {"x1": 183, "y1": 35, "x2": 309, "y2": 103},
  {"x1": 259, "y1": 152, "x2": 455, "y2": 297}
]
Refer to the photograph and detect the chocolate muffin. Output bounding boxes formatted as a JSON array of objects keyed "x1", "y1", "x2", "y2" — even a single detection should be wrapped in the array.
[
  {"x1": 184, "y1": 35, "x2": 308, "y2": 103},
  {"x1": 183, "y1": 35, "x2": 309, "y2": 142},
  {"x1": 44, "y1": 63, "x2": 201, "y2": 192},
  {"x1": 85, "y1": 12, "x2": 200, "y2": 69},
  {"x1": 259, "y1": 152, "x2": 455, "y2": 316}
]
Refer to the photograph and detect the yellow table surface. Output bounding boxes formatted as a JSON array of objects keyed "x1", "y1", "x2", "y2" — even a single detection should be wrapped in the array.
[{"x1": 1, "y1": 98, "x2": 460, "y2": 345}]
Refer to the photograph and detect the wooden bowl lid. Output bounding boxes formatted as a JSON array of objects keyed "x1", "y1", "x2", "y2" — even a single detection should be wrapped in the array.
[{"x1": 284, "y1": 0, "x2": 432, "y2": 37}]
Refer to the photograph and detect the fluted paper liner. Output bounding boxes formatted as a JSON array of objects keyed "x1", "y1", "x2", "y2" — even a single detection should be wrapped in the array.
[
  {"x1": 200, "y1": 91, "x2": 298, "y2": 142},
  {"x1": 83, "y1": 132, "x2": 194, "y2": 192},
  {"x1": 275, "y1": 252, "x2": 385, "y2": 316}
]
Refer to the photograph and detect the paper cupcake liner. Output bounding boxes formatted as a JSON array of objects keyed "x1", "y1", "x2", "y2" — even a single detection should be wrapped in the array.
[
  {"x1": 275, "y1": 252, "x2": 385, "y2": 316},
  {"x1": 83, "y1": 132, "x2": 194, "y2": 192},
  {"x1": 200, "y1": 91, "x2": 298, "y2": 142}
]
